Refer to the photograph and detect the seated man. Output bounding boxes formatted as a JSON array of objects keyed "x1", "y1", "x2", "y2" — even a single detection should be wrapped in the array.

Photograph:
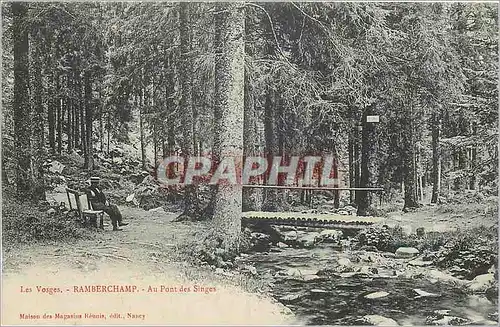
[{"x1": 87, "y1": 177, "x2": 129, "y2": 231}]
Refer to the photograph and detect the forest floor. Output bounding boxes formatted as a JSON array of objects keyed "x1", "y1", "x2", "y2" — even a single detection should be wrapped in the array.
[{"x1": 2, "y1": 202, "x2": 297, "y2": 325}]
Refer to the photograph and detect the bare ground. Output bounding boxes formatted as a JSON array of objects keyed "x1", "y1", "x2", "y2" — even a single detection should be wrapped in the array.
[{"x1": 1, "y1": 204, "x2": 298, "y2": 325}]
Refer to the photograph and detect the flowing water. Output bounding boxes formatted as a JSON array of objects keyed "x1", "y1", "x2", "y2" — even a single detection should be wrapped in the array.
[{"x1": 240, "y1": 245, "x2": 498, "y2": 325}]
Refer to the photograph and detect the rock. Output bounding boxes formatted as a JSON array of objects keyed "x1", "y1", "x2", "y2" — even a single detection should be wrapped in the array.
[
  {"x1": 360, "y1": 245, "x2": 379, "y2": 252},
  {"x1": 46, "y1": 208, "x2": 56, "y2": 215},
  {"x1": 364, "y1": 291, "x2": 389, "y2": 299},
  {"x1": 343, "y1": 205, "x2": 357, "y2": 214},
  {"x1": 338, "y1": 258, "x2": 351, "y2": 266},
  {"x1": 359, "y1": 266, "x2": 378, "y2": 275},
  {"x1": 297, "y1": 232, "x2": 320, "y2": 248},
  {"x1": 362, "y1": 315, "x2": 399, "y2": 326},
  {"x1": 413, "y1": 289, "x2": 440, "y2": 298},
  {"x1": 318, "y1": 229, "x2": 343, "y2": 243},
  {"x1": 112, "y1": 157, "x2": 124, "y2": 165},
  {"x1": 488, "y1": 312, "x2": 498, "y2": 322},
  {"x1": 126, "y1": 194, "x2": 135, "y2": 202},
  {"x1": 408, "y1": 259, "x2": 433, "y2": 267},
  {"x1": 250, "y1": 232, "x2": 271, "y2": 252},
  {"x1": 310, "y1": 289, "x2": 329, "y2": 297},
  {"x1": 468, "y1": 273, "x2": 495, "y2": 292},
  {"x1": 303, "y1": 275, "x2": 321, "y2": 282},
  {"x1": 148, "y1": 207, "x2": 164, "y2": 213},
  {"x1": 429, "y1": 316, "x2": 469, "y2": 325},
  {"x1": 279, "y1": 293, "x2": 302, "y2": 303},
  {"x1": 47, "y1": 160, "x2": 65, "y2": 174},
  {"x1": 286, "y1": 268, "x2": 303, "y2": 278},
  {"x1": 276, "y1": 303, "x2": 294, "y2": 316},
  {"x1": 243, "y1": 265, "x2": 257, "y2": 276},
  {"x1": 338, "y1": 210, "x2": 349, "y2": 215},
  {"x1": 395, "y1": 247, "x2": 419, "y2": 258},
  {"x1": 283, "y1": 231, "x2": 298, "y2": 241},
  {"x1": 277, "y1": 242, "x2": 288, "y2": 248},
  {"x1": 434, "y1": 310, "x2": 451, "y2": 316}
]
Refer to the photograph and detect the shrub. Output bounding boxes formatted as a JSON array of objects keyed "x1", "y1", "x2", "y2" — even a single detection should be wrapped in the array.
[{"x1": 2, "y1": 197, "x2": 92, "y2": 249}]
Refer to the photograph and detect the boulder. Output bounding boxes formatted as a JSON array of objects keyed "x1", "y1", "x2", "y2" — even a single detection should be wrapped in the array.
[
  {"x1": 359, "y1": 266, "x2": 378, "y2": 275},
  {"x1": 279, "y1": 293, "x2": 302, "y2": 303},
  {"x1": 395, "y1": 247, "x2": 419, "y2": 258},
  {"x1": 297, "y1": 232, "x2": 320, "y2": 248},
  {"x1": 408, "y1": 259, "x2": 433, "y2": 267},
  {"x1": 364, "y1": 291, "x2": 389, "y2": 299},
  {"x1": 468, "y1": 273, "x2": 495, "y2": 293},
  {"x1": 362, "y1": 315, "x2": 399, "y2": 326},
  {"x1": 428, "y1": 316, "x2": 469, "y2": 325},
  {"x1": 318, "y1": 229, "x2": 343, "y2": 243},
  {"x1": 46, "y1": 208, "x2": 56, "y2": 215},
  {"x1": 283, "y1": 231, "x2": 298, "y2": 242}
]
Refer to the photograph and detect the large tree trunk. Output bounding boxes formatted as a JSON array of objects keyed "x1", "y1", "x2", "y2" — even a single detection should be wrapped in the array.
[
  {"x1": 175, "y1": 2, "x2": 202, "y2": 221},
  {"x1": 431, "y1": 109, "x2": 441, "y2": 203},
  {"x1": 212, "y1": 2, "x2": 245, "y2": 252},
  {"x1": 31, "y1": 29, "x2": 46, "y2": 201},
  {"x1": 13, "y1": 2, "x2": 33, "y2": 197},
  {"x1": 357, "y1": 104, "x2": 378, "y2": 216},
  {"x1": 403, "y1": 100, "x2": 419, "y2": 210}
]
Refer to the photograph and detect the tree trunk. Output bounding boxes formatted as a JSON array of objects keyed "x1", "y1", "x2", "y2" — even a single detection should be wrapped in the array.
[
  {"x1": 13, "y1": 2, "x2": 32, "y2": 197},
  {"x1": 348, "y1": 126, "x2": 355, "y2": 204},
  {"x1": 48, "y1": 72, "x2": 56, "y2": 153},
  {"x1": 139, "y1": 88, "x2": 146, "y2": 170},
  {"x1": 57, "y1": 77, "x2": 62, "y2": 154},
  {"x1": 403, "y1": 100, "x2": 419, "y2": 210},
  {"x1": 74, "y1": 70, "x2": 81, "y2": 150},
  {"x1": 242, "y1": 63, "x2": 262, "y2": 211},
  {"x1": 431, "y1": 110, "x2": 441, "y2": 203},
  {"x1": 84, "y1": 71, "x2": 93, "y2": 170},
  {"x1": 357, "y1": 104, "x2": 378, "y2": 216},
  {"x1": 67, "y1": 73, "x2": 73, "y2": 153},
  {"x1": 212, "y1": 2, "x2": 245, "y2": 252},
  {"x1": 31, "y1": 29, "x2": 46, "y2": 201},
  {"x1": 175, "y1": 2, "x2": 202, "y2": 221}
]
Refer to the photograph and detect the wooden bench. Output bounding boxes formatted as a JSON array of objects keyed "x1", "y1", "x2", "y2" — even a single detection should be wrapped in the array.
[{"x1": 66, "y1": 188, "x2": 105, "y2": 229}]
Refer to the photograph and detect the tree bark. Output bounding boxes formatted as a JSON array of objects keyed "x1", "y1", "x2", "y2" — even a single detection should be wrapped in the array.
[
  {"x1": 84, "y1": 70, "x2": 93, "y2": 170},
  {"x1": 31, "y1": 29, "x2": 46, "y2": 201},
  {"x1": 48, "y1": 72, "x2": 56, "y2": 153},
  {"x1": 357, "y1": 104, "x2": 378, "y2": 216},
  {"x1": 13, "y1": 2, "x2": 33, "y2": 197},
  {"x1": 212, "y1": 2, "x2": 245, "y2": 252},
  {"x1": 431, "y1": 109, "x2": 441, "y2": 203},
  {"x1": 176, "y1": 2, "x2": 202, "y2": 221},
  {"x1": 139, "y1": 88, "x2": 146, "y2": 170},
  {"x1": 403, "y1": 99, "x2": 419, "y2": 210},
  {"x1": 242, "y1": 63, "x2": 262, "y2": 211}
]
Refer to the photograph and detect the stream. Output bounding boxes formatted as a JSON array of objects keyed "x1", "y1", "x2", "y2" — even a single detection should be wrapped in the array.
[{"x1": 239, "y1": 244, "x2": 498, "y2": 326}]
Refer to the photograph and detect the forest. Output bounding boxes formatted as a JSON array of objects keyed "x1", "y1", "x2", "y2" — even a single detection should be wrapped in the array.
[
  {"x1": 1, "y1": 2, "x2": 499, "y2": 325},
  {"x1": 2, "y1": 1, "x2": 497, "y2": 243}
]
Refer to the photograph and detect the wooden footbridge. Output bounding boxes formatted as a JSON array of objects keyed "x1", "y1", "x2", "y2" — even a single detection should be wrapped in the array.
[{"x1": 241, "y1": 185, "x2": 385, "y2": 230}]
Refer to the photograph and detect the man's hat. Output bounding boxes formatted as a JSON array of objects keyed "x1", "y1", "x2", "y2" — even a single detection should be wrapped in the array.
[{"x1": 90, "y1": 176, "x2": 100, "y2": 183}]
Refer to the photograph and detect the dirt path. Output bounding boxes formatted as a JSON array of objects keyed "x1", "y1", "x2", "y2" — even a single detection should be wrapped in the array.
[{"x1": 2, "y1": 204, "x2": 297, "y2": 325}]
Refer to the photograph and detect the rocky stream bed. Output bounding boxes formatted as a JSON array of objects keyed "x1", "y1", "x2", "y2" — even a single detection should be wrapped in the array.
[{"x1": 232, "y1": 226, "x2": 499, "y2": 326}]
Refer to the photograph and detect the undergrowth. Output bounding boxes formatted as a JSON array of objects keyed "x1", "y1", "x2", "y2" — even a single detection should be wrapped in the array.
[{"x1": 2, "y1": 196, "x2": 93, "y2": 250}]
